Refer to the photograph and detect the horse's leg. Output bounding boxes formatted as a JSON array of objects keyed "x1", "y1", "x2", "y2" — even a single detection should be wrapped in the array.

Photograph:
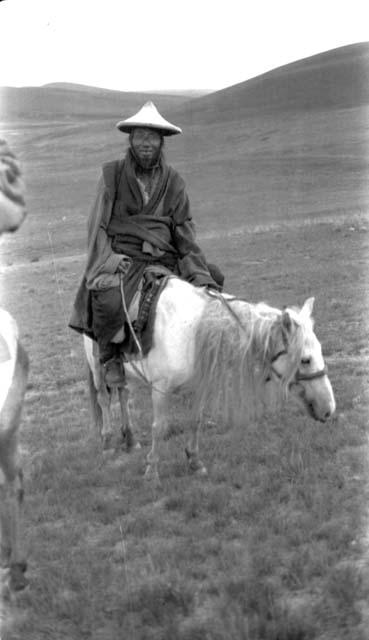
[
  {"x1": 117, "y1": 384, "x2": 134, "y2": 452},
  {"x1": 85, "y1": 338, "x2": 114, "y2": 449},
  {"x1": 0, "y1": 342, "x2": 28, "y2": 589},
  {"x1": 0, "y1": 457, "x2": 28, "y2": 590},
  {"x1": 96, "y1": 384, "x2": 114, "y2": 450},
  {"x1": 87, "y1": 364, "x2": 103, "y2": 435},
  {"x1": 144, "y1": 386, "x2": 169, "y2": 486},
  {"x1": 0, "y1": 469, "x2": 12, "y2": 566},
  {"x1": 185, "y1": 414, "x2": 207, "y2": 476}
]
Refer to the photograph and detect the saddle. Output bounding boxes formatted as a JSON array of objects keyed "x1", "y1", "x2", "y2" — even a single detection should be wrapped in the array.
[{"x1": 122, "y1": 266, "x2": 171, "y2": 357}]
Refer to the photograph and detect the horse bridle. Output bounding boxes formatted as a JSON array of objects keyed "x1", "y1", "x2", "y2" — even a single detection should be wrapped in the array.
[
  {"x1": 269, "y1": 349, "x2": 328, "y2": 384},
  {"x1": 205, "y1": 291, "x2": 328, "y2": 384}
]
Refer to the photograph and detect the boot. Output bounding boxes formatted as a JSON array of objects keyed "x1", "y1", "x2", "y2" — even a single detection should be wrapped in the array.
[{"x1": 99, "y1": 342, "x2": 125, "y2": 387}]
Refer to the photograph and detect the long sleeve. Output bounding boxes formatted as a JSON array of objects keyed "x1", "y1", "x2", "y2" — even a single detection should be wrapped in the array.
[
  {"x1": 171, "y1": 188, "x2": 218, "y2": 288},
  {"x1": 85, "y1": 176, "x2": 125, "y2": 289}
]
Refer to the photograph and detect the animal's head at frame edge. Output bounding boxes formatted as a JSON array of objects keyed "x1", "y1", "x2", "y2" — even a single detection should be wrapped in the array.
[{"x1": 0, "y1": 140, "x2": 27, "y2": 235}]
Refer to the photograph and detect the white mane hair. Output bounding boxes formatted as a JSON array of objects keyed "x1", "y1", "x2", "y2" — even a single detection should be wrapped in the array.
[{"x1": 187, "y1": 295, "x2": 311, "y2": 426}]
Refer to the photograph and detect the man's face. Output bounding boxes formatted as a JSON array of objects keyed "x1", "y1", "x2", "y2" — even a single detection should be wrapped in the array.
[{"x1": 130, "y1": 127, "x2": 162, "y2": 168}]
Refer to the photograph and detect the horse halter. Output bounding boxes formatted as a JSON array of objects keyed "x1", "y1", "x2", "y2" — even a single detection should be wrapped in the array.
[{"x1": 269, "y1": 349, "x2": 328, "y2": 383}]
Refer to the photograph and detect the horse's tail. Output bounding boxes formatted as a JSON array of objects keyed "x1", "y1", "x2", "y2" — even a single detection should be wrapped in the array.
[{"x1": 86, "y1": 360, "x2": 103, "y2": 432}]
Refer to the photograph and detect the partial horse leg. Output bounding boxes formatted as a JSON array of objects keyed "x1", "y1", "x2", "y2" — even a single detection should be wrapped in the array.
[
  {"x1": 144, "y1": 386, "x2": 169, "y2": 485},
  {"x1": 0, "y1": 469, "x2": 12, "y2": 566},
  {"x1": 87, "y1": 364, "x2": 103, "y2": 435},
  {"x1": 118, "y1": 384, "x2": 134, "y2": 451},
  {"x1": 0, "y1": 341, "x2": 28, "y2": 590},
  {"x1": 185, "y1": 414, "x2": 207, "y2": 476},
  {"x1": 0, "y1": 457, "x2": 28, "y2": 591},
  {"x1": 85, "y1": 343, "x2": 115, "y2": 450},
  {"x1": 96, "y1": 384, "x2": 114, "y2": 450}
]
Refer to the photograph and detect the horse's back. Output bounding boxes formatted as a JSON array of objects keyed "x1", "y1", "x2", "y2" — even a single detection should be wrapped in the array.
[{"x1": 136, "y1": 278, "x2": 208, "y2": 388}]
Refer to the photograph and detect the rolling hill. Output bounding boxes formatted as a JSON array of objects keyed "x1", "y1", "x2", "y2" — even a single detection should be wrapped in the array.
[
  {"x1": 0, "y1": 42, "x2": 368, "y2": 268},
  {"x1": 0, "y1": 84, "x2": 195, "y2": 123},
  {"x1": 173, "y1": 42, "x2": 369, "y2": 124}
]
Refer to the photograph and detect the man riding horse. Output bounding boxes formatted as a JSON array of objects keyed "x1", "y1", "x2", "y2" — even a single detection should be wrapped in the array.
[{"x1": 69, "y1": 102, "x2": 224, "y2": 386}]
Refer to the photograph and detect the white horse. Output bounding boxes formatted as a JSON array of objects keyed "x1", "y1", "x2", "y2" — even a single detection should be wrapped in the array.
[
  {"x1": 84, "y1": 277, "x2": 336, "y2": 484},
  {"x1": 0, "y1": 139, "x2": 29, "y2": 590},
  {"x1": 0, "y1": 310, "x2": 29, "y2": 590}
]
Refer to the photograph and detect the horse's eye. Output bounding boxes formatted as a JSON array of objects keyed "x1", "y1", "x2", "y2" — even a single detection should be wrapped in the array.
[{"x1": 301, "y1": 357, "x2": 311, "y2": 366}]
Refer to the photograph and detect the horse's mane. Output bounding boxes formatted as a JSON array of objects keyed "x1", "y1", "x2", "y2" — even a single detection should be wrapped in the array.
[{"x1": 187, "y1": 295, "x2": 307, "y2": 426}]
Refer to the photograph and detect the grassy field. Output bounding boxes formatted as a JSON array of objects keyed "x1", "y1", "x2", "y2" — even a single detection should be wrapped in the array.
[
  {"x1": 1, "y1": 44, "x2": 369, "y2": 639},
  {"x1": 0, "y1": 214, "x2": 369, "y2": 639}
]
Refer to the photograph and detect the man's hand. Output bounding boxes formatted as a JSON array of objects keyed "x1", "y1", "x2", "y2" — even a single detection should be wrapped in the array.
[{"x1": 116, "y1": 256, "x2": 132, "y2": 275}]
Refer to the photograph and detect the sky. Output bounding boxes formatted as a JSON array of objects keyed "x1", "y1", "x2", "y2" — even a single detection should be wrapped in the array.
[{"x1": 0, "y1": 0, "x2": 368, "y2": 92}]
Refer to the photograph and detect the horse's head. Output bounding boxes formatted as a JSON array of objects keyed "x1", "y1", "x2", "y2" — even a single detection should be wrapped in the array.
[
  {"x1": 0, "y1": 140, "x2": 27, "y2": 235},
  {"x1": 268, "y1": 297, "x2": 336, "y2": 422}
]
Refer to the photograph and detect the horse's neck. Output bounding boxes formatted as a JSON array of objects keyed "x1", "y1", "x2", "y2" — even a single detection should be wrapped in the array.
[
  {"x1": 227, "y1": 299, "x2": 280, "y2": 328},
  {"x1": 253, "y1": 301, "x2": 280, "y2": 319},
  {"x1": 220, "y1": 299, "x2": 283, "y2": 361}
]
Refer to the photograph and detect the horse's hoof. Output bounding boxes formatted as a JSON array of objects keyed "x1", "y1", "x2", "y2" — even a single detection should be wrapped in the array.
[
  {"x1": 15, "y1": 560, "x2": 27, "y2": 573},
  {"x1": 190, "y1": 461, "x2": 208, "y2": 476},
  {"x1": 195, "y1": 465, "x2": 208, "y2": 477},
  {"x1": 120, "y1": 429, "x2": 134, "y2": 452},
  {"x1": 185, "y1": 449, "x2": 207, "y2": 476},
  {"x1": 102, "y1": 434, "x2": 114, "y2": 450},
  {"x1": 9, "y1": 563, "x2": 28, "y2": 591},
  {"x1": 144, "y1": 465, "x2": 161, "y2": 488}
]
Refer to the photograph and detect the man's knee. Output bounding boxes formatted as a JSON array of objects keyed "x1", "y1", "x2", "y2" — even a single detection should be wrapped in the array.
[
  {"x1": 91, "y1": 286, "x2": 122, "y2": 315},
  {"x1": 91, "y1": 286, "x2": 123, "y2": 344}
]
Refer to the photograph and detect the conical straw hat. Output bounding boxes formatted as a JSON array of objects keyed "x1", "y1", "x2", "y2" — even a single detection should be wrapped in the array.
[{"x1": 116, "y1": 101, "x2": 182, "y2": 136}]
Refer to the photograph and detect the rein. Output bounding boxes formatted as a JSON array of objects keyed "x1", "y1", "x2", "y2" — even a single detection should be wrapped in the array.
[
  {"x1": 205, "y1": 289, "x2": 248, "y2": 332},
  {"x1": 119, "y1": 274, "x2": 143, "y2": 356}
]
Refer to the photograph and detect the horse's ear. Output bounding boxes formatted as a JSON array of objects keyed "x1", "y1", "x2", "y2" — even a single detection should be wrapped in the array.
[
  {"x1": 301, "y1": 297, "x2": 315, "y2": 318},
  {"x1": 281, "y1": 310, "x2": 292, "y2": 334}
]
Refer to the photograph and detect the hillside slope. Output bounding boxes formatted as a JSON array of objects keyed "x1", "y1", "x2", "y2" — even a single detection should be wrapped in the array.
[
  {"x1": 0, "y1": 85, "x2": 191, "y2": 122},
  {"x1": 173, "y1": 42, "x2": 369, "y2": 124}
]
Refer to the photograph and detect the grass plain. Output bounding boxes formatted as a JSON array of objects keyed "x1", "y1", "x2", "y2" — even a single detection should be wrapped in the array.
[{"x1": 1, "y1": 43, "x2": 369, "y2": 639}]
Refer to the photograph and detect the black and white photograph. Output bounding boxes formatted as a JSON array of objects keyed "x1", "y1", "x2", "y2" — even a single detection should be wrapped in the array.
[{"x1": 0, "y1": 0, "x2": 368, "y2": 637}]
